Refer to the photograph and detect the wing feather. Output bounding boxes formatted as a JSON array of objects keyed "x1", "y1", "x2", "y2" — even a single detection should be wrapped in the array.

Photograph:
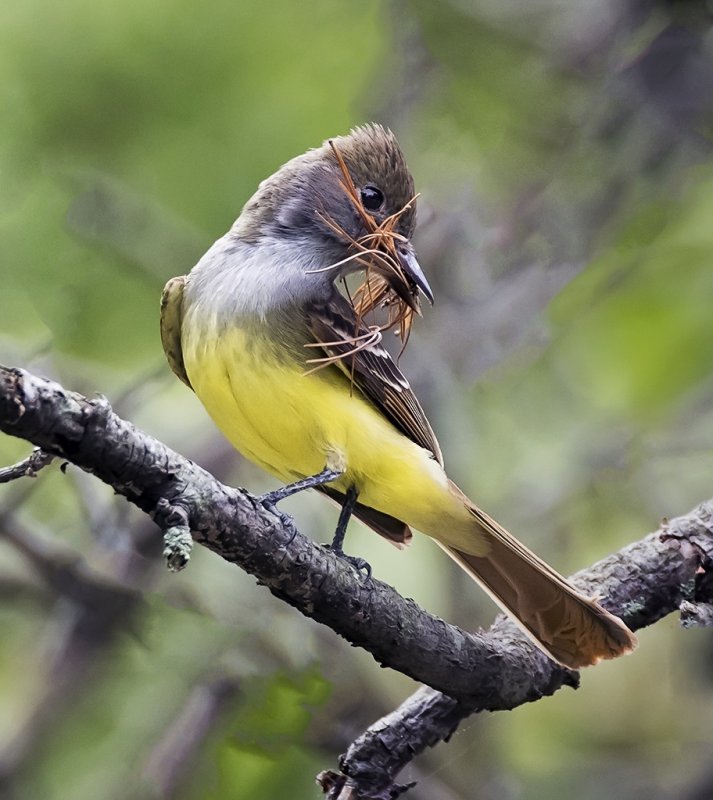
[
  {"x1": 160, "y1": 276, "x2": 192, "y2": 389},
  {"x1": 306, "y1": 295, "x2": 443, "y2": 466}
]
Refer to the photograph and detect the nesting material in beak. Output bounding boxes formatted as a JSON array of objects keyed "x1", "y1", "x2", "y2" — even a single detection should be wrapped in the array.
[{"x1": 317, "y1": 139, "x2": 433, "y2": 357}]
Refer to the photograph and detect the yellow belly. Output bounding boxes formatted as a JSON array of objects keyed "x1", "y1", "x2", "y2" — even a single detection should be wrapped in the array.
[{"x1": 181, "y1": 324, "x2": 473, "y2": 537}]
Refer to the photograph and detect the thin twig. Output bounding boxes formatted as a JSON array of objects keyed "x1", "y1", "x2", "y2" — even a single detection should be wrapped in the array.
[{"x1": 0, "y1": 448, "x2": 54, "y2": 484}]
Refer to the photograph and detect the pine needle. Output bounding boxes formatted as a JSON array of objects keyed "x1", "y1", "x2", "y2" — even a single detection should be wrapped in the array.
[{"x1": 304, "y1": 140, "x2": 423, "y2": 375}]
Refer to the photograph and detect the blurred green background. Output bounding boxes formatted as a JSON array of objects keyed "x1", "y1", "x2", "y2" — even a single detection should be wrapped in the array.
[{"x1": 2, "y1": 1, "x2": 713, "y2": 798}]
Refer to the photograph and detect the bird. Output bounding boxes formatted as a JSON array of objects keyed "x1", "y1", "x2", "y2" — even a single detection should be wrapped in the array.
[{"x1": 160, "y1": 123, "x2": 637, "y2": 669}]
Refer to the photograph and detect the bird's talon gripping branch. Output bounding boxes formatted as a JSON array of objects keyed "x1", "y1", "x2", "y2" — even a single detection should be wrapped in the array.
[
  {"x1": 260, "y1": 502, "x2": 296, "y2": 534},
  {"x1": 325, "y1": 545, "x2": 372, "y2": 581},
  {"x1": 258, "y1": 467, "x2": 346, "y2": 547}
]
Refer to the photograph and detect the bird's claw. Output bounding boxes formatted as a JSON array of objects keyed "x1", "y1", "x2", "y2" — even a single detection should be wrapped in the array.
[
  {"x1": 325, "y1": 544, "x2": 372, "y2": 581},
  {"x1": 258, "y1": 494, "x2": 296, "y2": 532}
]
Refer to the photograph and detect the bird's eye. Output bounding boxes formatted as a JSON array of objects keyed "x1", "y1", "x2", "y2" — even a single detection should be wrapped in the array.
[{"x1": 360, "y1": 185, "x2": 384, "y2": 212}]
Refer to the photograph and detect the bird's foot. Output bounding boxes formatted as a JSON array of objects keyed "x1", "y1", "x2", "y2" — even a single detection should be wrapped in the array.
[
  {"x1": 258, "y1": 493, "x2": 296, "y2": 531},
  {"x1": 325, "y1": 544, "x2": 372, "y2": 581}
]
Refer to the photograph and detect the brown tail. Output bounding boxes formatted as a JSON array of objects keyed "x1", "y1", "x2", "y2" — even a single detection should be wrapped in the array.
[{"x1": 441, "y1": 501, "x2": 637, "y2": 669}]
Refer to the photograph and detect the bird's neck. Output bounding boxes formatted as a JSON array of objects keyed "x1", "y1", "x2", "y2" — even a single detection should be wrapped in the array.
[{"x1": 185, "y1": 232, "x2": 338, "y2": 324}]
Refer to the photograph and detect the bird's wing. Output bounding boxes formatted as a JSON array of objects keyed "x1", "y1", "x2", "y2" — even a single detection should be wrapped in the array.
[
  {"x1": 160, "y1": 275, "x2": 192, "y2": 389},
  {"x1": 306, "y1": 294, "x2": 443, "y2": 467}
]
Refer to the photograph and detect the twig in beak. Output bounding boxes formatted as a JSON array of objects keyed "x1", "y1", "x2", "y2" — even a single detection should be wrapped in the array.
[{"x1": 304, "y1": 141, "x2": 426, "y2": 375}]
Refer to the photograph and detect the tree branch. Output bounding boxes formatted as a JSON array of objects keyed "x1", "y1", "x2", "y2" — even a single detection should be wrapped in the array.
[
  {"x1": 0, "y1": 446, "x2": 54, "y2": 483},
  {"x1": 0, "y1": 364, "x2": 566, "y2": 698},
  {"x1": 1, "y1": 364, "x2": 711, "y2": 799},
  {"x1": 323, "y1": 512, "x2": 713, "y2": 799}
]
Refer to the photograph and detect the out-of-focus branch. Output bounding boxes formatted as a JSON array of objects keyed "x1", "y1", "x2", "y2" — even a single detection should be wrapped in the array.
[
  {"x1": 142, "y1": 676, "x2": 241, "y2": 798},
  {"x1": 0, "y1": 512, "x2": 144, "y2": 792},
  {"x1": 0, "y1": 447, "x2": 54, "y2": 484},
  {"x1": 1, "y1": 364, "x2": 711, "y2": 799}
]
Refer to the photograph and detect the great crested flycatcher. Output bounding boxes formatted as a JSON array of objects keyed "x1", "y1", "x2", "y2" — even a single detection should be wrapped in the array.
[{"x1": 161, "y1": 124, "x2": 637, "y2": 669}]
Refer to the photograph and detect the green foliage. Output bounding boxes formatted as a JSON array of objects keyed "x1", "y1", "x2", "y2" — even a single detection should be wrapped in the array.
[
  {"x1": 552, "y1": 169, "x2": 713, "y2": 417},
  {"x1": 232, "y1": 670, "x2": 331, "y2": 749},
  {"x1": 200, "y1": 672, "x2": 330, "y2": 800},
  {"x1": 0, "y1": 0, "x2": 384, "y2": 368}
]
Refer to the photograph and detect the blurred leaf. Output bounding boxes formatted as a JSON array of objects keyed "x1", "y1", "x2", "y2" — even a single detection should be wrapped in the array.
[
  {"x1": 232, "y1": 670, "x2": 331, "y2": 751},
  {"x1": 551, "y1": 167, "x2": 713, "y2": 417}
]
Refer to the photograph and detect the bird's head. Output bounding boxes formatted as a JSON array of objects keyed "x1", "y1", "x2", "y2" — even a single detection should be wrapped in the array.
[{"x1": 232, "y1": 124, "x2": 433, "y2": 310}]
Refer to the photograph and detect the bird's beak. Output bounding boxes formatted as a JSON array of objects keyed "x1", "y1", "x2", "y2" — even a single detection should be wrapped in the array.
[{"x1": 392, "y1": 243, "x2": 434, "y2": 310}]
